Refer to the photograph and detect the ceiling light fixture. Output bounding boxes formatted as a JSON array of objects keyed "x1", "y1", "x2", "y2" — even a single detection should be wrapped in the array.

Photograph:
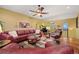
[{"x1": 29, "y1": 5, "x2": 48, "y2": 17}]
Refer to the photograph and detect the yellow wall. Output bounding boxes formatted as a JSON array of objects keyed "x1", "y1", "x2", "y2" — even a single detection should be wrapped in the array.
[
  {"x1": 0, "y1": 8, "x2": 50, "y2": 31},
  {"x1": 76, "y1": 16, "x2": 79, "y2": 39},
  {"x1": 53, "y1": 17, "x2": 78, "y2": 38},
  {"x1": 54, "y1": 18, "x2": 76, "y2": 28},
  {"x1": 76, "y1": 28, "x2": 79, "y2": 39},
  {"x1": 66, "y1": 18, "x2": 76, "y2": 38}
]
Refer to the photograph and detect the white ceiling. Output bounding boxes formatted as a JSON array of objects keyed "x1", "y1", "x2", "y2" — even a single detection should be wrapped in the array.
[{"x1": 0, "y1": 5, "x2": 79, "y2": 20}]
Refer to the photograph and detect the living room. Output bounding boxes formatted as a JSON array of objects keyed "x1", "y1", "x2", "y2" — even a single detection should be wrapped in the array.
[{"x1": 0, "y1": 5, "x2": 79, "y2": 54}]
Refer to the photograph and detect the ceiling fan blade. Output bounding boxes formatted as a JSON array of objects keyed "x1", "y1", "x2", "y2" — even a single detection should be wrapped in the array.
[
  {"x1": 29, "y1": 5, "x2": 48, "y2": 17},
  {"x1": 30, "y1": 10, "x2": 40, "y2": 13},
  {"x1": 29, "y1": 10, "x2": 34, "y2": 12},
  {"x1": 41, "y1": 12, "x2": 48, "y2": 14},
  {"x1": 33, "y1": 14, "x2": 37, "y2": 16}
]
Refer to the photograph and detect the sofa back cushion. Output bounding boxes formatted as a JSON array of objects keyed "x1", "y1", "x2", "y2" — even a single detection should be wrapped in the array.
[
  {"x1": 3, "y1": 31, "x2": 8, "y2": 34},
  {"x1": 17, "y1": 30, "x2": 25, "y2": 35},
  {"x1": 30, "y1": 29, "x2": 35, "y2": 33},
  {"x1": 17, "y1": 29, "x2": 35, "y2": 35},
  {"x1": 24, "y1": 30, "x2": 30, "y2": 34}
]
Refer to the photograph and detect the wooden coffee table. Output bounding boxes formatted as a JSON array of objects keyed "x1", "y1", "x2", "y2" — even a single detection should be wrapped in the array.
[{"x1": 0, "y1": 40, "x2": 11, "y2": 48}]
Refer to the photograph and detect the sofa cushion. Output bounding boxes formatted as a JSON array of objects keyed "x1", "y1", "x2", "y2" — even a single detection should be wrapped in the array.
[
  {"x1": 11, "y1": 35, "x2": 28, "y2": 42},
  {"x1": 15, "y1": 35, "x2": 28, "y2": 39}
]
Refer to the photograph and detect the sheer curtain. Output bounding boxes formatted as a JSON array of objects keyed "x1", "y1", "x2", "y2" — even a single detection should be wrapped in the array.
[{"x1": 0, "y1": 24, "x2": 2, "y2": 32}]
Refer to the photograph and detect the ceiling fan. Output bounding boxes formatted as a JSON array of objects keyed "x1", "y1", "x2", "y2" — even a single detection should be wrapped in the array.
[{"x1": 29, "y1": 5, "x2": 48, "y2": 17}]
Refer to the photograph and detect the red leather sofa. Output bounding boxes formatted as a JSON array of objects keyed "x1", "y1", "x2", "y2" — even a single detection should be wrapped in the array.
[{"x1": 0, "y1": 29, "x2": 35, "y2": 42}]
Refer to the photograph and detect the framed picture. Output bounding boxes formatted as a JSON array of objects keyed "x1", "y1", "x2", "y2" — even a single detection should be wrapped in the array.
[{"x1": 19, "y1": 22, "x2": 30, "y2": 28}]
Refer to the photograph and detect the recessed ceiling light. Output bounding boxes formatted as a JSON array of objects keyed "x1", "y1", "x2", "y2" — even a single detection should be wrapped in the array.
[{"x1": 66, "y1": 6, "x2": 70, "y2": 9}]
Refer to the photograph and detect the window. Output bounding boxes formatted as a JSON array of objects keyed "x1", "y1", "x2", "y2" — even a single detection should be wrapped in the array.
[{"x1": 0, "y1": 24, "x2": 2, "y2": 32}]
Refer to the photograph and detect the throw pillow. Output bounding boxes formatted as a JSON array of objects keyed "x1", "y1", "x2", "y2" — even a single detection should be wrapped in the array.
[
  {"x1": 35, "y1": 29, "x2": 40, "y2": 34},
  {"x1": 8, "y1": 31, "x2": 18, "y2": 38}
]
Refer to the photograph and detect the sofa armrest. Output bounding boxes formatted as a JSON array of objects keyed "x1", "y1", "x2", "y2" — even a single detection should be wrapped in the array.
[{"x1": 0, "y1": 33, "x2": 13, "y2": 40}]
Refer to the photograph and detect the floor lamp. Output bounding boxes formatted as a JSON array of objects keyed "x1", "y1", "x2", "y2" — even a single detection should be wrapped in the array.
[
  {"x1": 67, "y1": 28, "x2": 69, "y2": 39},
  {"x1": 63, "y1": 22, "x2": 69, "y2": 40}
]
